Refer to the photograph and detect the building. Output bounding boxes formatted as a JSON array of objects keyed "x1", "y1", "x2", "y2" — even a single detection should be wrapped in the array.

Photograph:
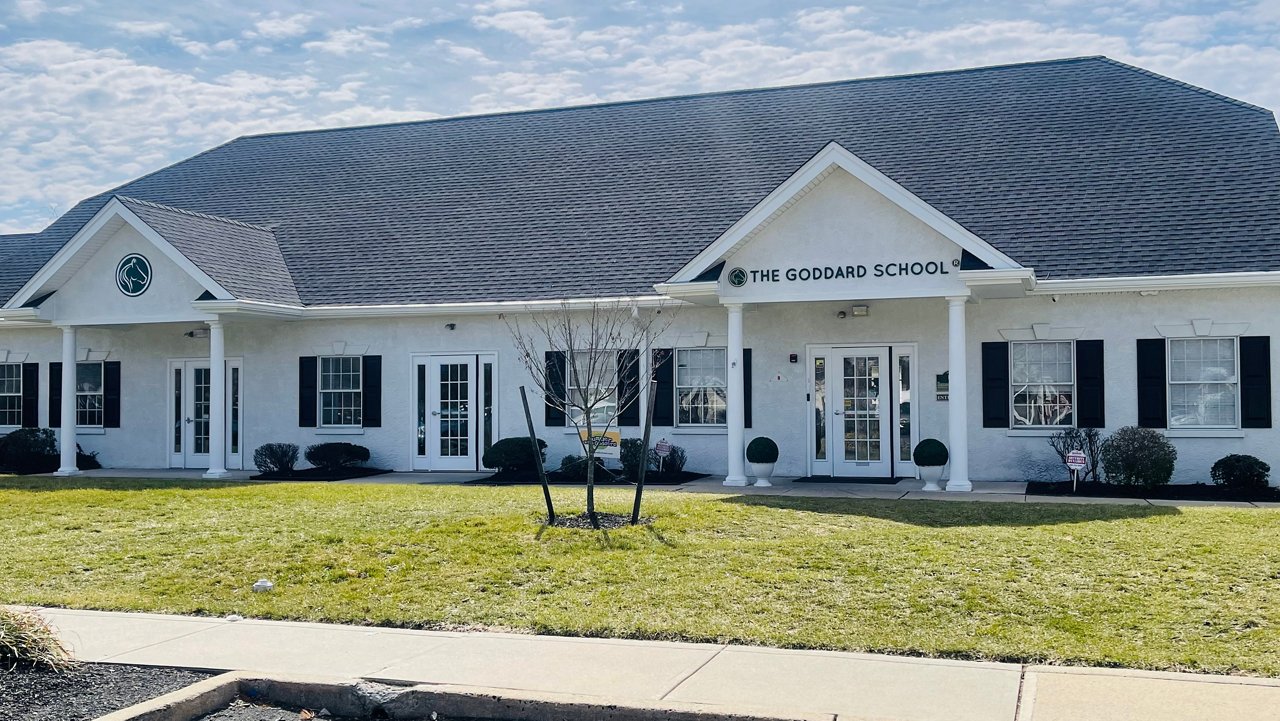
[{"x1": 1, "y1": 56, "x2": 1278, "y2": 488}]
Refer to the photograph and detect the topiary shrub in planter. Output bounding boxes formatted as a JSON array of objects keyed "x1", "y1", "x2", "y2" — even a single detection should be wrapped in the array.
[
  {"x1": 913, "y1": 438, "x2": 949, "y2": 491},
  {"x1": 304, "y1": 442, "x2": 370, "y2": 472},
  {"x1": 746, "y1": 437, "x2": 778, "y2": 486},
  {"x1": 482, "y1": 437, "x2": 547, "y2": 475},
  {"x1": 1100, "y1": 426, "x2": 1176, "y2": 489},
  {"x1": 253, "y1": 443, "x2": 299, "y2": 475},
  {"x1": 1211, "y1": 454, "x2": 1270, "y2": 491}
]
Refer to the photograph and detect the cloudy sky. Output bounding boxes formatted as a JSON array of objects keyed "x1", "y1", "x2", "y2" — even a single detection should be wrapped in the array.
[{"x1": 1, "y1": 0, "x2": 1277, "y2": 233}]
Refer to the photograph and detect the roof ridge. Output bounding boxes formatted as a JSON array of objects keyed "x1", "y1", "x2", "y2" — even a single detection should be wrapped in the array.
[
  {"x1": 235, "y1": 56, "x2": 1108, "y2": 142},
  {"x1": 1097, "y1": 57, "x2": 1272, "y2": 114},
  {"x1": 115, "y1": 196, "x2": 275, "y2": 233}
]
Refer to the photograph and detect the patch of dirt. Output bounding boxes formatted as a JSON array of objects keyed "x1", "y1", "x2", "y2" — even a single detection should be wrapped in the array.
[
  {"x1": 197, "y1": 698, "x2": 354, "y2": 720},
  {"x1": 0, "y1": 663, "x2": 213, "y2": 721},
  {"x1": 549, "y1": 512, "x2": 651, "y2": 529}
]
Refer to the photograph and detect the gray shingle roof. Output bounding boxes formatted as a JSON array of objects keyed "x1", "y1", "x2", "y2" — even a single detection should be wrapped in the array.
[
  {"x1": 5, "y1": 56, "x2": 1279, "y2": 307},
  {"x1": 117, "y1": 197, "x2": 300, "y2": 305}
]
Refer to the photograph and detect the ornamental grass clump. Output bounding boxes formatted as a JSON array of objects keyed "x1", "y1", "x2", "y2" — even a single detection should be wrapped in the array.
[{"x1": 0, "y1": 608, "x2": 75, "y2": 672}]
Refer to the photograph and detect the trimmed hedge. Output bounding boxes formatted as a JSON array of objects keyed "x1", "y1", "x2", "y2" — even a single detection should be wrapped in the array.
[
  {"x1": 1210, "y1": 454, "x2": 1270, "y2": 491},
  {"x1": 1100, "y1": 426, "x2": 1176, "y2": 488},
  {"x1": 482, "y1": 437, "x2": 547, "y2": 474},
  {"x1": 253, "y1": 443, "x2": 299, "y2": 475},
  {"x1": 304, "y1": 442, "x2": 370, "y2": 471}
]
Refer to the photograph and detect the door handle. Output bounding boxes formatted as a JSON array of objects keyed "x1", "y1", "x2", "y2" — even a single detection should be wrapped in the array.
[
  {"x1": 431, "y1": 411, "x2": 440, "y2": 416},
  {"x1": 184, "y1": 417, "x2": 194, "y2": 424}
]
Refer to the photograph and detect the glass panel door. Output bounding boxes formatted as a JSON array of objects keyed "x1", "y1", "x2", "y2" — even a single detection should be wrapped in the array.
[
  {"x1": 414, "y1": 354, "x2": 491, "y2": 471},
  {"x1": 171, "y1": 359, "x2": 243, "y2": 470},
  {"x1": 832, "y1": 347, "x2": 893, "y2": 478}
]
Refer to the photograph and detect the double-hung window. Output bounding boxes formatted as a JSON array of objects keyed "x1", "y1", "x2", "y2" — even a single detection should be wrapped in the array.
[
  {"x1": 676, "y1": 348, "x2": 727, "y2": 426},
  {"x1": 319, "y1": 356, "x2": 362, "y2": 427},
  {"x1": 0, "y1": 363, "x2": 21, "y2": 426},
  {"x1": 76, "y1": 361, "x2": 104, "y2": 427},
  {"x1": 566, "y1": 350, "x2": 616, "y2": 426},
  {"x1": 1010, "y1": 341, "x2": 1074, "y2": 427},
  {"x1": 1168, "y1": 338, "x2": 1238, "y2": 428}
]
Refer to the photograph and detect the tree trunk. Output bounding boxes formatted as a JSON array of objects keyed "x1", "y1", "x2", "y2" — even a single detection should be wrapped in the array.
[
  {"x1": 519, "y1": 386, "x2": 554, "y2": 524},
  {"x1": 632, "y1": 375, "x2": 659, "y2": 525},
  {"x1": 584, "y1": 416, "x2": 600, "y2": 529}
]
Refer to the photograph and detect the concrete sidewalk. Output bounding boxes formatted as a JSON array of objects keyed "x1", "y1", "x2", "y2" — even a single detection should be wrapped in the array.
[{"x1": 27, "y1": 607, "x2": 1280, "y2": 721}]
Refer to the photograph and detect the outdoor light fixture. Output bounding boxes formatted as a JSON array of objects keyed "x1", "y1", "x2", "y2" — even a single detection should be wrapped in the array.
[
  {"x1": 838, "y1": 305, "x2": 870, "y2": 319},
  {"x1": 184, "y1": 328, "x2": 210, "y2": 339},
  {"x1": 445, "y1": 323, "x2": 457, "y2": 330}
]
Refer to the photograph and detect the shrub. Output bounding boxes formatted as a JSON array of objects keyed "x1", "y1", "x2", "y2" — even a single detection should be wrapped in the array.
[
  {"x1": 746, "y1": 437, "x2": 778, "y2": 464},
  {"x1": 76, "y1": 444, "x2": 101, "y2": 471},
  {"x1": 1210, "y1": 454, "x2": 1270, "y2": 491},
  {"x1": 304, "y1": 442, "x2": 370, "y2": 471},
  {"x1": 1047, "y1": 427, "x2": 1105, "y2": 483},
  {"x1": 253, "y1": 443, "x2": 299, "y2": 475},
  {"x1": 651, "y1": 443, "x2": 687, "y2": 473},
  {"x1": 1100, "y1": 426, "x2": 1176, "y2": 488},
  {"x1": 913, "y1": 439, "x2": 948, "y2": 467},
  {"x1": 620, "y1": 438, "x2": 651, "y2": 482},
  {"x1": 0, "y1": 607, "x2": 75, "y2": 672},
  {"x1": 482, "y1": 437, "x2": 547, "y2": 474},
  {"x1": 559, "y1": 454, "x2": 605, "y2": 483},
  {"x1": 0, "y1": 428, "x2": 57, "y2": 474}
]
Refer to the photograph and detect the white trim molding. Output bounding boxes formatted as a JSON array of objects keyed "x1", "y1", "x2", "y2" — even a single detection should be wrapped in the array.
[
  {"x1": 1033, "y1": 270, "x2": 1280, "y2": 295},
  {"x1": 999, "y1": 323, "x2": 1086, "y2": 341},
  {"x1": 665, "y1": 141, "x2": 1023, "y2": 284},
  {"x1": 1155, "y1": 319, "x2": 1250, "y2": 338}
]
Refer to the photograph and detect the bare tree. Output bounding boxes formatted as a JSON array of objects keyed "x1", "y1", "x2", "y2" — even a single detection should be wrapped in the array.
[{"x1": 506, "y1": 299, "x2": 675, "y2": 528}]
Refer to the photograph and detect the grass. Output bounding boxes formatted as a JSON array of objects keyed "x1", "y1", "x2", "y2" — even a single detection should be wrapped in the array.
[
  {"x1": 2, "y1": 477, "x2": 1279, "y2": 676},
  {"x1": 1, "y1": 607, "x2": 75, "y2": 671}
]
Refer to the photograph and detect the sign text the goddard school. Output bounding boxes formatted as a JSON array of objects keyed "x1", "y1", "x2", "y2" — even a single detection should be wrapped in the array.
[{"x1": 727, "y1": 259, "x2": 960, "y2": 287}]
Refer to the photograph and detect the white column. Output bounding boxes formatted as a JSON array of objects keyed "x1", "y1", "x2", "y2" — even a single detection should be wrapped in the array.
[
  {"x1": 204, "y1": 319, "x2": 229, "y2": 479},
  {"x1": 724, "y1": 303, "x2": 748, "y2": 486},
  {"x1": 54, "y1": 326, "x2": 79, "y2": 476},
  {"x1": 946, "y1": 296, "x2": 972, "y2": 491}
]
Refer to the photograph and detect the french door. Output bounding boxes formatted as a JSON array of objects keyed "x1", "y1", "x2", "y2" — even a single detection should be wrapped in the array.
[
  {"x1": 167, "y1": 359, "x2": 243, "y2": 470},
  {"x1": 808, "y1": 345, "x2": 915, "y2": 479},
  {"x1": 412, "y1": 353, "x2": 496, "y2": 471}
]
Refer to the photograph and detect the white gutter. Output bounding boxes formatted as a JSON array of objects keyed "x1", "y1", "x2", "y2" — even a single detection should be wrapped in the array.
[
  {"x1": 1031, "y1": 271, "x2": 1280, "y2": 295},
  {"x1": 193, "y1": 294, "x2": 681, "y2": 320}
]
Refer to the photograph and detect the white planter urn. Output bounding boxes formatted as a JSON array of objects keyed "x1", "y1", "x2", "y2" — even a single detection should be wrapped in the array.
[
  {"x1": 749, "y1": 462, "x2": 775, "y2": 487},
  {"x1": 919, "y1": 465, "x2": 945, "y2": 492}
]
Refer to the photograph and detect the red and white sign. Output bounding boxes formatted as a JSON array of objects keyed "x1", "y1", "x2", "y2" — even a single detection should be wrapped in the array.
[
  {"x1": 1066, "y1": 450, "x2": 1087, "y2": 470},
  {"x1": 654, "y1": 439, "x2": 672, "y2": 458}
]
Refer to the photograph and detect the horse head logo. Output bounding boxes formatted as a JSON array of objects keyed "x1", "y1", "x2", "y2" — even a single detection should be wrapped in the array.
[{"x1": 116, "y1": 254, "x2": 152, "y2": 297}]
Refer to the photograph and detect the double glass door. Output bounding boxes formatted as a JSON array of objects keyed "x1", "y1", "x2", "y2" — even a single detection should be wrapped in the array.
[
  {"x1": 168, "y1": 359, "x2": 242, "y2": 470},
  {"x1": 809, "y1": 346, "x2": 915, "y2": 478},
  {"x1": 413, "y1": 354, "x2": 496, "y2": 471}
]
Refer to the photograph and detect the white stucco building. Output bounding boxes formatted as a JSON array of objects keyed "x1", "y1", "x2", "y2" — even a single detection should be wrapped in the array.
[{"x1": 1, "y1": 57, "x2": 1277, "y2": 487}]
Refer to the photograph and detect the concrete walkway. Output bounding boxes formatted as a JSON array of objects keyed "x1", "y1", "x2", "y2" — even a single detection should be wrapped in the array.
[{"x1": 26, "y1": 607, "x2": 1280, "y2": 721}]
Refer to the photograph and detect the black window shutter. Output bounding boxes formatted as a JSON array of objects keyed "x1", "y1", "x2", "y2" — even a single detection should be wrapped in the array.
[
  {"x1": 981, "y1": 342, "x2": 1010, "y2": 428},
  {"x1": 103, "y1": 361, "x2": 122, "y2": 428},
  {"x1": 743, "y1": 348, "x2": 753, "y2": 429},
  {"x1": 20, "y1": 363, "x2": 38, "y2": 428},
  {"x1": 1136, "y1": 339, "x2": 1167, "y2": 429},
  {"x1": 617, "y1": 350, "x2": 640, "y2": 427},
  {"x1": 299, "y1": 356, "x2": 318, "y2": 427},
  {"x1": 1240, "y1": 336, "x2": 1271, "y2": 428},
  {"x1": 651, "y1": 349, "x2": 674, "y2": 426},
  {"x1": 544, "y1": 351, "x2": 566, "y2": 427},
  {"x1": 361, "y1": 355, "x2": 382, "y2": 428},
  {"x1": 49, "y1": 362, "x2": 62, "y2": 429},
  {"x1": 1075, "y1": 340, "x2": 1105, "y2": 429}
]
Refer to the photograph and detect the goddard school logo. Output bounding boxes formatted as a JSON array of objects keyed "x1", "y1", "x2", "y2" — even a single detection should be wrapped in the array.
[
  {"x1": 116, "y1": 254, "x2": 152, "y2": 297},
  {"x1": 727, "y1": 267, "x2": 748, "y2": 287}
]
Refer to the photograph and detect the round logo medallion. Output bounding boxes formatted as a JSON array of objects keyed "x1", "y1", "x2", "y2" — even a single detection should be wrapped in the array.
[
  {"x1": 116, "y1": 254, "x2": 152, "y2": 297},
  {"x1": 727, "y1": 267, "x2": 748, "y2": 288}
]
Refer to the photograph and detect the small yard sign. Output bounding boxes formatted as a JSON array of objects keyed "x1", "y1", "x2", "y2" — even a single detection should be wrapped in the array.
[
  {"x1": 655, "y1": 439, "x2": 672, "y2": 458},
  {"x1": 1066, "y1": 450, "x2": 1087, "y2": 470}
]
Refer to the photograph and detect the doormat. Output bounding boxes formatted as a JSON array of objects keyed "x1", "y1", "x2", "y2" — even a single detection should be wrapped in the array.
[{"x1": 791, "y1": 475, "x2": 900, "y2": 484}]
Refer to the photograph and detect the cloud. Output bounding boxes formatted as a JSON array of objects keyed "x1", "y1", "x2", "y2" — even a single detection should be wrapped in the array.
[
  {"x1": 302, "y1": 17, "x2": 425, "y2": 56},
  {"x1": 112, "y1": 20, "x2": 174, "y2": 37},
  {"x1": 13, "y1": 0, "x2": 45, "y2": 21},
  {"x1": 246, "y1": 12, "x2": 312, "y2": 40}
]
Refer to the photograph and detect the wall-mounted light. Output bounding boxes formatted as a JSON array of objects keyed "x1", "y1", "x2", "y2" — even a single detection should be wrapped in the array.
[
  {"x1": 838, "y1": 305, "x2": 870, "y2": 319},
  {"x1": 445, "y1": 323, "x2": 457, "y2": 331},
  {"x1": 184, "y1": 328, "x2": 210, "y2": 339}
]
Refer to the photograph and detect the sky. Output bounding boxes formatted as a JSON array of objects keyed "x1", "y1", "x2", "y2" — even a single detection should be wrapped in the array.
[{"x1": 1, "y1": 0, "x2": 1278, "y2": 234}]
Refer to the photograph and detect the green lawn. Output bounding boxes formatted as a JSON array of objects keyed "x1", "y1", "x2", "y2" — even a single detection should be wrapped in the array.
[{"x1": 2, "y1": 477, "x2": 1279, "y2": 676}]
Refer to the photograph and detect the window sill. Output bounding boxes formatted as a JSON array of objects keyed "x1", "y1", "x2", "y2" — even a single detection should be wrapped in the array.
[
  {"x1": 672, "y1": 427, "x2": 728, "y2": 436},
  {"x1": 0, "y1": 425, "x2": 18, "y2": 435},
  {"x1": 1164, "y1": 429, "x2": 1245, "y2": 439},
  {"x1": 76, "y1": 427, "x2": 106, "y2": 435},
  {"x1": 1005, "y1": 429, "x2": 1067, "y2": 437},
  {"x1": 316, "y1": 427, "x2": 365, "y2": 435}
]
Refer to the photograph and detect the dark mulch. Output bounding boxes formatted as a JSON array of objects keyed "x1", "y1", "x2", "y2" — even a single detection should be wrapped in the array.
[
  {"x1": 549, "y1": 512, "x2": 652, "y2": 529},
  {"x1": 792, "y1": 475, "x2": 900, "y2": 485},
  {"x1": 0, "y1": 663, "x2": 214, "y2": 721},
  {"x1": 250, "y1": 467, "x2": 391, "y2": 482},
  {"x1": 1027, "y1": 480, "x2": 1280, "y2": 502},
  {"x1": 469, "y1": 470, "x2": 706, "y2": 486},
  {"x1": 197, "y1": 698, "x2": 355, "y2": 720}
]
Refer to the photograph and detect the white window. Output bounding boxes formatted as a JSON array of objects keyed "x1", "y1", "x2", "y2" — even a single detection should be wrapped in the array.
[
  {"x1": 320, "y1": 356, "x2": 362, "y2": 427},
  {"x1": 676, "y1": 348, "x2": 727, "y2": 426},
  {"x1": 1169, "y1": 338, "x2": 1238, "y2": 428},
  {"x1": 1010, "y1": 341, "x2": 1074, "y2": 427},
  {"x1": 566, "y1": 350, "x2": 616, "y2": 427},
  {"x1": 0, "y1": 363, "x2": 21, "y2": 426},
  {"x1": 76, "y1": 361, "x2": 104, "y2": 427}
]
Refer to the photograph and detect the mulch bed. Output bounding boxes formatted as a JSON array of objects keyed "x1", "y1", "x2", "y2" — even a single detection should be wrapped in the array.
[
  {"x1": 468, "y1": 470, "x2": 707, "y2": 486},
  {"x1": 198, "y1": 698, "x2": 355, "y2": 720},
  {"x1": 549, "y1": 512, "x2": 652, "y2": 529},
  {"x1": 1027, "y1": 480, "x2": 1280, "y2": 502},
  {"x1": 792, "y1": 475, "x2": 900, "y2": 485},
  {"x1": 0, "y1": 663, "x2": 214, "y2": 721},
  {"x1": 250, "y1": 467, "x2": 391, "y2": 482}
]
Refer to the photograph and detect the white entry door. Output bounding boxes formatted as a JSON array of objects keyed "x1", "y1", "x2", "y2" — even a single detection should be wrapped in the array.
[
  {"x1": 412, "y1": 354, "x2": 496, "y2": 471},
  {"x1": 168, "y1": 359, "x2": 243, "y2": 470},
  {"x1": 831, "y1": 348, "x2": 892, "y2": 477}
]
